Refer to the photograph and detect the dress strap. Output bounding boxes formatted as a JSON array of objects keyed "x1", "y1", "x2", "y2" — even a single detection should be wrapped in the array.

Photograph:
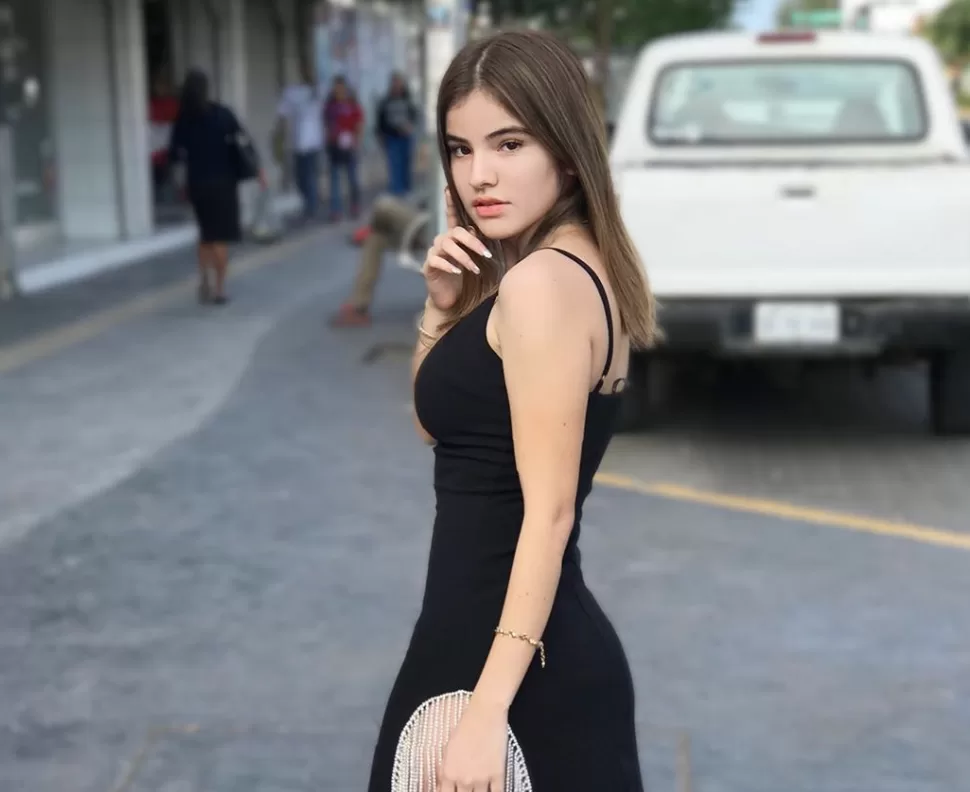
[{"x1": 540, "y1": 247, "x2": 614, "y2": 393}]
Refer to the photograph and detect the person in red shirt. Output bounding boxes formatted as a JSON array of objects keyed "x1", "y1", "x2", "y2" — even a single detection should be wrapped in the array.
[
  {"x1": 323, "y1": 76, "x2": 364, "y2": 221},
  {"x1": 149, "y1": 75, "x2": 180, "y2": 195}
]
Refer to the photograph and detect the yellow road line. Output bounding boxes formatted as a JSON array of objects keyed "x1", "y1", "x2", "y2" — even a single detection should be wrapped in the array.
[
  {"x1": 594, "y1": 471, "x2": 970, "y2": 552},
  {"x1": 0, "y1": 231, "x2": 324, "y2": 376}
]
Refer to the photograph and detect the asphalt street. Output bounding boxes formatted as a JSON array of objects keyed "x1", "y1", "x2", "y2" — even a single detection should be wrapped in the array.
[{"x1": 1, "y1": 222, "x2": 968, "y2": 792}]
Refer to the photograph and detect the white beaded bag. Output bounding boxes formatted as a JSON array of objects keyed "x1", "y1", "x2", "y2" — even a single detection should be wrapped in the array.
[{"x1": 391, "y1": 690, "x2": 534, "y2": 792}]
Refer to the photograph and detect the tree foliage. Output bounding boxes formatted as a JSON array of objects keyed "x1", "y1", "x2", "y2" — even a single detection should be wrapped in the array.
[
  {"x1": 475, "y1": 0, "x2": 740, "y2": 48},
  {"x1": 927, "y1": 0, "x2": 970, "y2": 62}
]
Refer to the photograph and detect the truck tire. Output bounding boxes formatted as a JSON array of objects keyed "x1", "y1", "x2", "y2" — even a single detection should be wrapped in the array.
[
  {"x1": 929, "y1": 350, "x2": 970, "y2": 436},
  {"x1": 616, "y1": 352, "x2": 655, "y2": 433}
]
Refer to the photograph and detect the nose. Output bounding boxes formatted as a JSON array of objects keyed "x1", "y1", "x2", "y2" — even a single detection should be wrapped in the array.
[{"x1": 468, "y1": 152, "x2": 497, "y2": 191}]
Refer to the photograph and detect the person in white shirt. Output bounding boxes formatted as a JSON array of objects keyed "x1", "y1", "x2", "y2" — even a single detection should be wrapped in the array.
[{"x1": 276, "y1": 66, "x2": 325, "y2": 220}]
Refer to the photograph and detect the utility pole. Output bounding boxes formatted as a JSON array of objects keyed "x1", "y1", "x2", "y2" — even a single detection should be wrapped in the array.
[
  {"x1": 295, "y1": 0, "x2": 315, "y2": 80},
  {"x1": 0, "y1": 5, "x2": 21, "y2": 300},
  {"x1": 423, "y1": 0, "x2": 469, "y2": 233},
  {"x1": 0, "y1": 121, "x2": 15, "y2": 300},
  {"x1": 593, "y1": 0, "x2": 615, "y2": 115}
]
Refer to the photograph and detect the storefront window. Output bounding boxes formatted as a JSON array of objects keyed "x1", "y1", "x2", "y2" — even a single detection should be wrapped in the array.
[{"x1": 1, "y1": 0, "x2": 56, "y2": 228}]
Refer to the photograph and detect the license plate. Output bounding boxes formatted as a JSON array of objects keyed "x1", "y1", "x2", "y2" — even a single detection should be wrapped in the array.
[{"x1": 753, "y1": 302, "x2": 840, "y2": 346}]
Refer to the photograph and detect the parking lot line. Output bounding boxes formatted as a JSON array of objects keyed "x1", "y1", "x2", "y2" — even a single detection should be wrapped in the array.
[
  {"x1": 594, "y1": 472, "x2": 970, "y2": 552},
  {"x1": 0, "y1": 230, "x2": 325, "y2": 377}
]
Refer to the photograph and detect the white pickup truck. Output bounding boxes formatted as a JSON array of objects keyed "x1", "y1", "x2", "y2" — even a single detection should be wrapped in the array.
[{"x1": 610, "y1": 30, "x2": 970, "y2": 435}]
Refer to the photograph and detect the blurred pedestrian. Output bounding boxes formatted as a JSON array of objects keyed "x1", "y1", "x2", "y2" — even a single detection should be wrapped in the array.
[
  {"x1": 168, "y1": 69, "x2": 264, "y2": 305},
  {"x1": 323, "y1": 76, "x2": 363, "y2": 221},
  {"x1": 330, "y1": 192, "x2": 432, "y2": 327},
  {"x1": 376, "y1": 72, "x2": 419, "y2": 197},
  {"x1": 276, "y1": 63, "x2": 325, "y2": 221}
]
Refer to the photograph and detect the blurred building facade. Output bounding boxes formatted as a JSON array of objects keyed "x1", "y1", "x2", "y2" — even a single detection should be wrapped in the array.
[
  {"x1": 1, "y1": 0, "x2": 313, "y2": 293},
  {"x1": 0, "y1": 0, "x2": 420, "y2": 295},
  {"x1": 312, "y1": 0, "x2": 424, "y2": 199},
  {"x1": 840, "y1": 0, "x2": 949, "y2": 33}
]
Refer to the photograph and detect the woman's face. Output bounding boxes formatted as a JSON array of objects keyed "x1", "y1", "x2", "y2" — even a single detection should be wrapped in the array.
[
  {"x1": 333, "y1": 81, "x2": 348, "y2": 101},
  {"x1": 445, "y1": 89, "x2": 561, "y2": 242}
]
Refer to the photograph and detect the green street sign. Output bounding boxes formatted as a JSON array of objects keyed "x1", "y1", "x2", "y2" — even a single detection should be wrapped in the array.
[{"x1": 790, "y1": 9, "x2": 842, "y2": 27}]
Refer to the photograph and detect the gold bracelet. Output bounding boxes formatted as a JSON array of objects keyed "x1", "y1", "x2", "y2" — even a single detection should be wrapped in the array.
[
  {"x1": 415, "y1": 312, "x2": 438, "y2": 343},
  {"x1": 416, "y1": 326, "x2": 436, "y2": 350},
  {"x1": 494, "y1": 627, "x2": 546, "y2": 669}
]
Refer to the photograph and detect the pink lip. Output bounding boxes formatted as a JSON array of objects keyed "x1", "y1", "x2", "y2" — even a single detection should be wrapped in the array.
[{"x1": 474, "y1": 202, "x2": 507, "y2": 218}]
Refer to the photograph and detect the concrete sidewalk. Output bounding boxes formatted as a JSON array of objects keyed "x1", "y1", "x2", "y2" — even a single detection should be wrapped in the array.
[
  {"x1": 8, "y1": 193, "x2": 303, "y2": 298},
  {"x1": 0, "y1": 210, "x2": 320, "y2": 352}
]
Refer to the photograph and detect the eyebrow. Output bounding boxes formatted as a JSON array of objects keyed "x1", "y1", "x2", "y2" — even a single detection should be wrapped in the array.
[{"x1": 446, "y1": 126, "x2": 530, "y2": 144}]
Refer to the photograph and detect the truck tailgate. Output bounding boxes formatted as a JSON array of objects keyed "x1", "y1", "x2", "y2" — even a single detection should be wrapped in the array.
[{"x1": 618, "y1": 163, "x2": 970, "y2": 298}]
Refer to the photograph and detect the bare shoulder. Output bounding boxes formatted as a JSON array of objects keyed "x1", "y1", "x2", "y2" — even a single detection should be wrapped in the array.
[{"x1": 496, "y1": 248, "x2": 598, "y2": 322}]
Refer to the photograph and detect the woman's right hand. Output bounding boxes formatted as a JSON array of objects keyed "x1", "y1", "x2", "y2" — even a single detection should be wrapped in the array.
[{"x1": 423, "y1": 189, "x2": 491, "y2": 312}]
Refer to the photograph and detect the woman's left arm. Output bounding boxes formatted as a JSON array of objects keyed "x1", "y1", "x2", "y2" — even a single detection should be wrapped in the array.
[
  {"x1": 475, "y1": 257, "x2": 591, "y2": 708},
  {"x1": 167, "y1": 113, "x2": 185, "y2": 165},
  {"x1": 438, "y1": 255, "x2": 591, "y2": 790}
]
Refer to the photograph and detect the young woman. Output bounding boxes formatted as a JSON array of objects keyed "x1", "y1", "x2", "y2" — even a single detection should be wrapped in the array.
[{"x1": 367, "y1": 30, "x2": 656, "y2": 792}]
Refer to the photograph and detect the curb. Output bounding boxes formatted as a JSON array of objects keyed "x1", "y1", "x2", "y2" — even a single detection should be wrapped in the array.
[{"x1": 12, "y1": 193, "x2": 303, "y2": 297}]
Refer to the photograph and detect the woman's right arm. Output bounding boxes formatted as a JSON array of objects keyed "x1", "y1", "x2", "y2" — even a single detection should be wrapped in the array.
[
  {"x1": 223, "y1": 105, "x2": 245, "y2": 135},
  {"x1": 411, "y1": 189, "x2": 485, "y2": 444},
  {"x1": 412, "y1": 297, "x2": 448, "y2": 445}
]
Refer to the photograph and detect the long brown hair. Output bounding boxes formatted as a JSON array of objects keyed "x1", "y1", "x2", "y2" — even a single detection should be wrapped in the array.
[{"x1": 436, "y1": 30, "x2": 656, "y2": 347}]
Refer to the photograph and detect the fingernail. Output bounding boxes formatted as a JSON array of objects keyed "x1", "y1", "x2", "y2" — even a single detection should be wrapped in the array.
[
  {"x1": 470, "y1": 264, "x2": 480, "y2": 274},
  {"x1": 451, "y1": 266, "x2": 462, "y2": 274},
  {"x1": 481, "y1": 249, "x2": 492, "y2": 259}
]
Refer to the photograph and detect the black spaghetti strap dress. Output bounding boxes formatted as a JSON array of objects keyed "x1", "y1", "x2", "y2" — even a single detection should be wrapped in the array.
[{"x1": 367, "y1": 249, "x2": 644, "y2": 791}]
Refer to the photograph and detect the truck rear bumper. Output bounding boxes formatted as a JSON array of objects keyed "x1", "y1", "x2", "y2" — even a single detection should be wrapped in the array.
[{"x1": 653, "y1": 297, "x2": 970, "y2": 357}]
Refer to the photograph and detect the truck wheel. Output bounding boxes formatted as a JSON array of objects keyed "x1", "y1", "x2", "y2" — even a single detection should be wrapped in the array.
[
  {"x1": 929, "y1": 350, "x2": 970, "y2": 436},
  {"x1": 616, "y1": 352, "x2": 655, "y2": 433}
]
